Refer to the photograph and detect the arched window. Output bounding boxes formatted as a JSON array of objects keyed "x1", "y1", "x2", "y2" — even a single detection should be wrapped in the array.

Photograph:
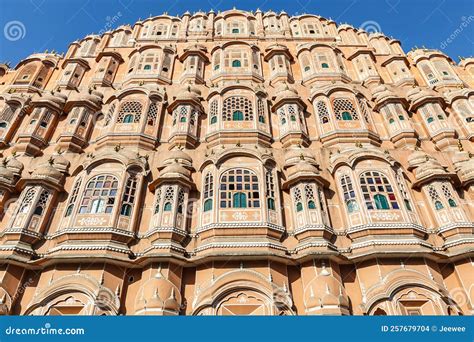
[
  {"x1": 220, "y1": 169, "x2": 260, "y2": 208},
  {"x1": 427, "y1": 116, "x2": 434, "y2": 123},
  {"x1": 33, "y1": 206, "x2": 43, "y2": 215},
  {"x1": 153, "y1": 188, "x2": 162, "y2": 214},
  {"x1": 204, "y1": 199, "x2": 213, "y2": 212},
  {"x1": 360, "y1": 171, "x2": 399, "y2": 210},
  {"x1": 340, "y1": 175, "x2": 359, "y2": 213},
  {"x1": 222, "y1": 96, "x2": 253, "y2": 121},
  {"x1": 117, "y1": 101, "x2": 143, "y2": 123},
  {"x1": 333, "y1": 98, "x2": 359, "y2": 121},
  {"x1": 164, "y1": 202, "x2": 172, "y2": 211},
  {"x1": 64, "y1": 179, "x2": 82, "y2": 217},
  {"x1": 428, "y1": 185, "x2": 444, "y2": 211},
  {"x1": 266, "y1": 171, "x2": 276, "y2": 211},
  {"x1": 396, "y1": 170, "x2": 413, "y2": 212},
  {"x1": 441, "y1": 183, "x2": 457, "y2": 208},
  {"x1": 292, "y1": 187, "x2": 303, "y2": 212},
  {"x1": 32, "y1": 190, "x2": 50, "y2": 216},
  {"x1": 232, "y1": 60, "x2": 241, "y2": 67},
  {"x1": 177, "y1": 188, "x2": 185, "y2": 214},
  {"x1": 321, "y1": 63, "x2": 329, "y2": 69},
  {"x1": 120, "y1": 204, "x2": 132, "y2": 216},
  {"x1": 209, "y1": 100, "x2": 218, "y2": 125},
  {"x1": 267, "y1": 198, "x2": 275, "y2": 210},
  {"x1": 79, "y1": 175, "x2": 118, "y2": 214},
  {"x1": 120, "y1": 174, "x2": 138, "y2": 217},
  {"x1": 257, "y1": 99, "x2": 265, "y2": 124},
  {"x1": 316, "y1": 100, "x2": 330, "y2": 124},
  {"x1": 146, "y1": 102, "x2": 158, "y2": 126},
  {"x1": 304, "y1": 184, "x2": 316, "y2": 210}
]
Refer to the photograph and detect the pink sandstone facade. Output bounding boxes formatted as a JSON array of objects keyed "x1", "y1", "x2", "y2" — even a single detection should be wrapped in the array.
[{"x1": 0, "y1": 9, "x2": 472, "y2": 316}]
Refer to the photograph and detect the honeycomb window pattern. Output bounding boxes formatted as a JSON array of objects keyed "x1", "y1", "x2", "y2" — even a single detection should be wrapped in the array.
[
  {"x1": 116, "y1": 101, "x2": 143, "y2": 123},
  {"x1": 332, "y1": 98, "x2": 359, "y2": 121},
  {"x1": 222, "y1": 96, "x2": 253, "y2": 121}
]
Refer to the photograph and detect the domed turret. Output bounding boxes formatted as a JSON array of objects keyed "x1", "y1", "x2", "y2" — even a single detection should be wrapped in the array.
[{"x1": 135, "y1": 270, "x2": 182, "y2": 315}]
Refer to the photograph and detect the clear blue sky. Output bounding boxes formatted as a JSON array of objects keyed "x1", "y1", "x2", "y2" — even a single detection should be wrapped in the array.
[{"x1": 0, "y1": 0, "x2": 473, "y2": 67}]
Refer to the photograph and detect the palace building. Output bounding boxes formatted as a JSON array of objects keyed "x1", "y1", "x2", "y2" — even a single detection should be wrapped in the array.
[{"x1": 0, "y1": 8, "x2": 473, "y2": 316}]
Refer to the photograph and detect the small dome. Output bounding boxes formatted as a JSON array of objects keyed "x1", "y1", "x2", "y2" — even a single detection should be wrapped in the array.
[
  {"x1": 0, "y1": 164, "x2": 14, "y2": 183},
  {"x1": 304, "y1": 274, "x2": 349, "y2": 311},
  {"x1": 160, "y1": 149, "x2": 193, "y2": 168},
  {"x1": 406, "y1": 87, "x2": 422, "y2": 99},
  {"x1": 159, "y1": 161, "x2": 191, "y2": 179},
  {"x1": 33, "y1": 163, "x2": 63, "y2": 181},
  {"x1": 287, "y1": 162, "x2": 319, "y2": 179},
  {"x1": 407, "y1": 149, "x2": 432, "y2": 169},
  {"x1": 175, "y1": 85, "x2": 201, "y2": 103},
  {"x1": 52, "y1": 154, "x2": 70, "y2": 173},
  {"x1": 135, "y1": 272, "x2": 181, "y2": 314},
  {"x1": 274, "y1": 84, "x2": 299, "y2": 102},
  {"x1": 6, "y1": 156, "x2": 23, "y2": 175},
  {"x1": 284, "y1": 148, "x2": 317, "y2": 168}
]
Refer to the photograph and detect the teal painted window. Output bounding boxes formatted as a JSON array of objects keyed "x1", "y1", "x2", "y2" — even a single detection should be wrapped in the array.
[
  {"x1": 448, "y1": 199, "x2": 457, "y2": 207},
  {"x1": 233, "y1": 192, "x2": 247, "y2": 208},
  {"x1": 204, "y1": 199, "x2": 213, "y2": 212},
  {"x1": 123, "y1": 114, "x2": 134, "y2": 123},
  {"x1": 435, "y1": 201, "x2": 444, "y2": 210},
  {"x1": 120, "y1": 204, "x2": 132, "y2": 216},
  {"x1": 347, "y1": 199, "x2": 358, "y2": 213},
  {"x1": 296, "y1": 202, "x2": 303, "y2": 212},
  {"x1": 374, "y1": 194, "x2": 390, "y2": 210},
  {"x1": 232, "y1": 110, "x2": 244, "y2": 121},
  {"x1": 308, "y1": 200, "x2": 316, "y2": 209},
  {"x1": 267, "y1": 198, "x2": 275, "y2": 210},
  {"x1": 232, "y1": 60, "x2": 241, "y2": 67},
  {"x1": 164, "y1": 202, "x2": 172, "y2": 211},
  {"x1": 342, "y1": 111, "x2": 352, "y2": 120}
]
